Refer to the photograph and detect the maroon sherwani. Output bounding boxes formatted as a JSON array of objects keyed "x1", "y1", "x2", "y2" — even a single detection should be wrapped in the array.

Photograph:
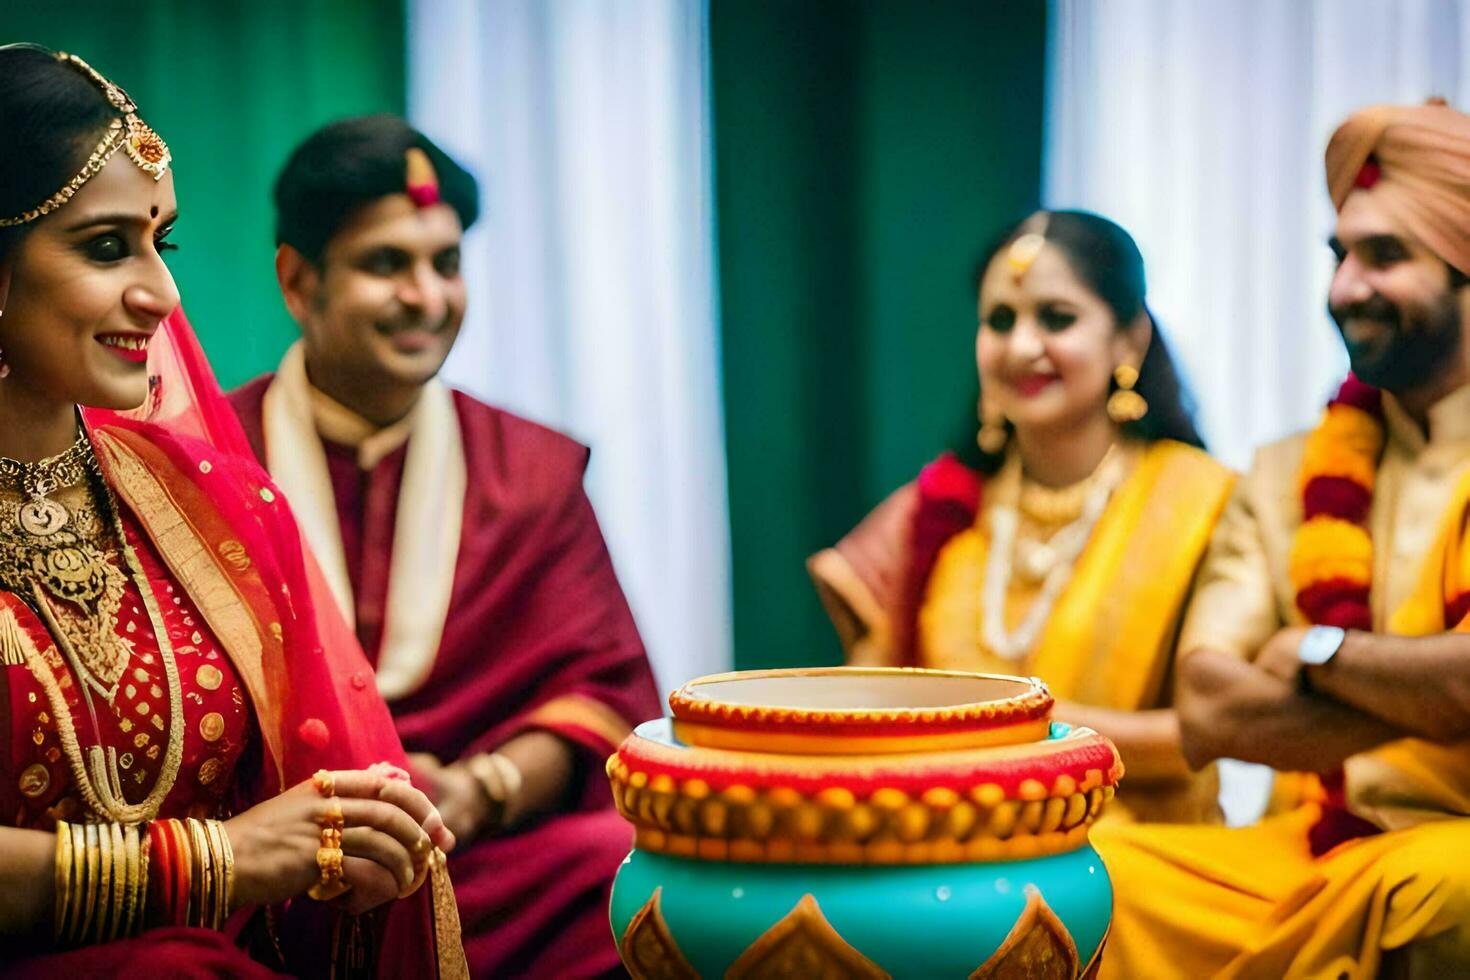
[{"x1": 230, "y1": 375, "x2": 659, "y2": 978}]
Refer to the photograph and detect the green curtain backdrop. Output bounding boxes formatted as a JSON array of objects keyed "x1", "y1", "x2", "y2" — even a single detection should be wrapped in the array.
[
  {"x1": 711, "y1": 0, "x2": 1048, "y2": 670},
  {"x1": 1, "y1": 0, "x2": 405, "y2": 389}
]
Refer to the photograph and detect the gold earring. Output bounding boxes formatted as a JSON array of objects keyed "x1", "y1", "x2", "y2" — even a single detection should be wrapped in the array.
[
  {"x1": 977, "y1": 395, "x2": 1008, "y2": 454},
  {"x1": 1107, "y1": 364, "x2": 1146, "y2": 423},
  {"x1": 0, "y1": 344, "x2": 9, "y2": 380}
]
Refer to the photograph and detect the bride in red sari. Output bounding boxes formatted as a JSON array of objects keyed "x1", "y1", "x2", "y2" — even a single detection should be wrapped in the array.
[{"x1": 0, "y1": 45, "x2": 466, "y2": 977}]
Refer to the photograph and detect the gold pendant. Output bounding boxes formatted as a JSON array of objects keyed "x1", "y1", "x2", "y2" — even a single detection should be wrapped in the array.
[{"x1": 19, "y1": 497, "x2": 68, "y2": 537}]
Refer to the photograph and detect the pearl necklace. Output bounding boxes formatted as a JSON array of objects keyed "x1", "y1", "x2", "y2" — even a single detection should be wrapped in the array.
[{"x1": 981, "y1": 449, "x2": 1124, "y2": 661}]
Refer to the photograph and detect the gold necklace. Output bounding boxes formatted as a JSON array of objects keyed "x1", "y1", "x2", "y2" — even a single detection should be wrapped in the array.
[
  {"x1": 1, "y1": 433, "x2": 186, "y2": 821},
  {"x1": 0, "y1": 434, "x2": 130, "y2": 700},
  {"x1": 1016, "y1": 445, "x2": 1120, "y2": 526}
]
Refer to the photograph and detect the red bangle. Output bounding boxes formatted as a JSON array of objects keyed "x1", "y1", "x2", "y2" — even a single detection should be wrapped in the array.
[
  {"x1": 144, "y1": 821, "x2": 170, "y2": 929},
  {"x1": 168, "y1": 820, "x2": 193, "y2": 927},
  {"x1": 148, "y1": 819, "x2": 191, "y2": 927}
]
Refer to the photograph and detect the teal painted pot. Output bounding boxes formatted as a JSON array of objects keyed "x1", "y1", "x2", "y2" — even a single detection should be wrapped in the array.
[
  {"x1": 608, "y1": 668, "x2": 1123, "y2": 978},
  {"x1": 611, "y1": 842, "x2": 1112, "y2": 978}
]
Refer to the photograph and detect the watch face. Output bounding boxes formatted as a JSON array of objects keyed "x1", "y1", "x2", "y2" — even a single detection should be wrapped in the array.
[{"x1": 1299, "y1": 625, "x2": 1346, "y2": 666}]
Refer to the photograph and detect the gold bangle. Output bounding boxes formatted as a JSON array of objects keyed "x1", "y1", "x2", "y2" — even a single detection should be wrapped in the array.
[
  {"x1": 186, "y1": 818, "x2": 214, "y2": 929},
  {"x1": 466, "y1": 752, "x2": 523, "y2": 832},
  {"x1": 105, "y1": 822, "x2": 126, "y2": 941},
  {"x1": 68, "y1": 824, "x2": 87, "y2": 945},
  {"x1": 53, "y1": 820, "x2": 73, "y2": 944},
  {"x1": 205, "y1": 820, "x2": 233, "y2": 928},
  {"x1": 193, "y1": 819, "x2": 216, "y2": 930},
  {"x1": 80, "y1": 823, "x2": 102, "y2": 945},
  {"x1": 119, "y1": 823, "x2": 141, "y2": 938},
  {"x1": 134, "y1": 823, "x2": 149, "y2": 936},
  {"x1": 184, "y1": 819, "x2": 202, "y2": 927}
]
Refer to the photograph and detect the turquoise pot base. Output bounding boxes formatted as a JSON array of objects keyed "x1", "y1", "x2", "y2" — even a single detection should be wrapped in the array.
[{"x1": 610, "y1": 844, "x2": 1112, "y2": 978}]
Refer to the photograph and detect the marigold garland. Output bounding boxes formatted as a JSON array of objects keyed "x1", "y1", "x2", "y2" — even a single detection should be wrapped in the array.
[
  {"x1": 1289, "y1": 377, "x2": 1384, "y2": 630},
  {"x1": 1289, "y1": 375, "x2": 1470, "y2": 854}
]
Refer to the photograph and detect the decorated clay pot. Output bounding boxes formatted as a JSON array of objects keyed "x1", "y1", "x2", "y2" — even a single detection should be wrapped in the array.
[{"x1": 607, "y1": 667, "x2": 1122, "y2": 978}]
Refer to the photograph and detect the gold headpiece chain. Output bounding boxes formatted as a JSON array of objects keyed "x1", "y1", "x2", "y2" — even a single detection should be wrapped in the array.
[{"x1": 0, "y1": 52, "x2": 171, "y2": 228}]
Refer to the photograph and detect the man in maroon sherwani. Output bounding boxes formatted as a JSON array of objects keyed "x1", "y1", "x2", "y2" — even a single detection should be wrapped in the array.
[{"x1": 228, "y1": 115, "x2": 660, "y2": 978}]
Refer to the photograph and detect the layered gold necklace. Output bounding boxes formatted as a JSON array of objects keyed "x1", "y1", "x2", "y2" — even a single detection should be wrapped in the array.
[
  {"x1": 0, "y1": 433, "x2": 131, "y2": 700},
  {"x1": 981, "y1": 445, "x2": 1129, "y2": 660},
  {"x1": 0, "y1": 430, "x2": 187, "y2": 821}
]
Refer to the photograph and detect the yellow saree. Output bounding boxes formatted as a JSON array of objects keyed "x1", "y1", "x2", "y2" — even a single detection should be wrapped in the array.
[
  {"x1": 1094, "y1": 467, "x2": 1470, "y2": 979},
  {"x1": 811, "y1": 440, "x2": 1234, "y2": 822}
]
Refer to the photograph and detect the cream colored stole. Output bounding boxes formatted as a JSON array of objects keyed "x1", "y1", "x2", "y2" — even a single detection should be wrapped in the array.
[{"x1": 261, "y1": 342, "x2": 465, "y2": 701}]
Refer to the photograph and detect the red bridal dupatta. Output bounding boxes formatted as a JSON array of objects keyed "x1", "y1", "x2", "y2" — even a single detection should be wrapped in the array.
[{"x1": 76, "y1": 308, "x2": 467, "y2": 977}]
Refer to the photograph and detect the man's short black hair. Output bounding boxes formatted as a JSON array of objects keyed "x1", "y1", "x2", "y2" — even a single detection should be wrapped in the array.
[{"x1": 274, "y1": 114, "x2": 479, "y2": 262}]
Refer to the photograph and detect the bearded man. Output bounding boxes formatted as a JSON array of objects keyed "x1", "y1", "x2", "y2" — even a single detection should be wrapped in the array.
[{"x1": 1095, "y1": 100, "x2": 1470, "y2": 979}]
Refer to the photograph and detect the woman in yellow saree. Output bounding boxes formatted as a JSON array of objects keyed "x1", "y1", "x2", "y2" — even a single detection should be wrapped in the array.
[{"x1": 810, "y1": 211, "x2": 1234, "y2": 823}]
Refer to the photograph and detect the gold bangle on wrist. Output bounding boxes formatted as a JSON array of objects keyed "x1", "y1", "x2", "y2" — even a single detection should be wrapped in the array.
[
  {"x1": 105, "y1": 828, "x2": 124, "y2": 940},
  {"x1": 466, "y1": 751, "x2": 523, "y2": 833},
  {"x1": 204, "y1": 819, "x2": 234, "y2": 927},
  {"x1": 185, "y1": 818, "x2": 205, "y2": 927},
  {"x1": 185, "y1": 818, "x2": 219, "y2": 930},
  {"x1": 69, "y1": 823, "x2": 89, "y2": 945},
  {"x1": 95, "y1": 821, "x2": 113, "y2": 942},
  {"x1": 120, "y1": 823, "x2": 142, "y2": 939},
  {"x1": 78, "y1": 823, "x2": 100, "y2": 945},
  {"x1": 53, "y1": 820, "x2": 73, "y2": 944},
  {"x1": 52, "y1": 821, "x2": 151, "y2": 947}
]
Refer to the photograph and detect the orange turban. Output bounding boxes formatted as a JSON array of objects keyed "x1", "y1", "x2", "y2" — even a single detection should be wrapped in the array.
[{"x1": 1325, "y1": 101, "x2": 1470, "y2": 275}]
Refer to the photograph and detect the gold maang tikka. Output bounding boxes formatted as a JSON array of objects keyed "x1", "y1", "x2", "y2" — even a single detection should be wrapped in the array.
[
  {"x1": 1005, "y1": 213, "x2": 1051, "y2": 284},
  {"x1": 0, "y1": 52, "x2": 171, "y2": 228},
  {"x1": 1005, "y1": 233, "x2": 1045, "y2": 282}
]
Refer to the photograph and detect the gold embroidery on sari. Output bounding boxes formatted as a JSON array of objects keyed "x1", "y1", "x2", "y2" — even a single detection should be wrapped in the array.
[
  {"x1": 12, "y1": 587, "x2": 184, "y2": 823},
  {"x1": 93, "y1": 430, "x2": 284, "y2": 782}
]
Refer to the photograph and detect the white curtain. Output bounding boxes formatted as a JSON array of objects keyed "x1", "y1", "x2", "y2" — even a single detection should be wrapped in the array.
[
  {"x1": 1047, "y1": 0, "x2": 1470, "y2": 470},
  {"x1": 407, "y1": 0, "x2": 730, "y2": 695},
  {"x1": 1047, "y1": 0, "x2": 1470, "y2": 822}
]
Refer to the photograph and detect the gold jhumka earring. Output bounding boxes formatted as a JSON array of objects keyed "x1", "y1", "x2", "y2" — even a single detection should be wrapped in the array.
[
  {"x1": 977, "y1": 394, "x2": 1008, "y2": 454},
  {"x1": 1107, "y1": 363, "x2": 1148, "y2": 423}
]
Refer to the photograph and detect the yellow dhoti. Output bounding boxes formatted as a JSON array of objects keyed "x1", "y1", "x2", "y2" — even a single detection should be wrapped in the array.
[{"x1": 1095, "y1": 805, "x2": 1470, "y2": 979}]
